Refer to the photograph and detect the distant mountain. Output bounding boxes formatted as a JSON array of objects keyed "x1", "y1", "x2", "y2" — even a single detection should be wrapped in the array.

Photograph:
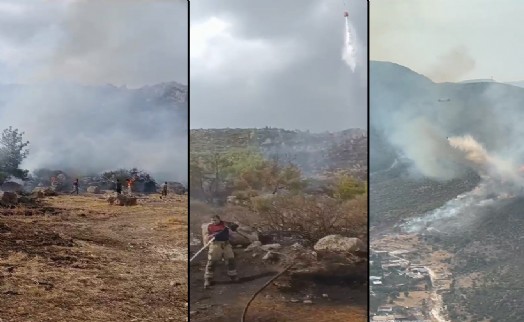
[
  {"x1": 0, "y1": 81, "x2": 188, "y2": 112},
  {"x1": 505, "y1": 80, "x2": 524, "y2": 88},
  {"x1": 370, "y1": 60, "x2": 524, "y2": 173},
  {"x1": 459, "y1": 79, "x2": 495, "y2": 83},
  {"x1": 190, "y1": 128, "x2": 367, "y2": 180}
]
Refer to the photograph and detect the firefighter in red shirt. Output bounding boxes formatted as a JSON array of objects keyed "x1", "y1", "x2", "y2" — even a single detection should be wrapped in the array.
[
  {"x1": 204, "y1": 214, "x2": 239, "y2": 289},
  {"x1": 126, "y1": 178, "x2": 134, "y2": 195}
]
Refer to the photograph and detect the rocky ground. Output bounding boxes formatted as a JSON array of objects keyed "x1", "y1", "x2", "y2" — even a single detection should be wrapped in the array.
[{"x1": 0, "y1": 191, "x2": 187, "y2": 322}]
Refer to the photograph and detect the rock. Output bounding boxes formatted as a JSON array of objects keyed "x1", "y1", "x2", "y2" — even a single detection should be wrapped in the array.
[
  {"x1": 230, "y1": 226, "x2": 259, "y2": 246},
  {"x1": 226, "y1": 195, "x2": 237, "y2": 204},
  {"x1": 125, "y1": 196, "x2": 137, "y2": 206},
  {"x1": 313, "y1": 235, "x2": 365, "y2": 253},
  {"x1": 262, "y1": 251, "x2": 279, "y2": 261},
  {"x1": 322, "y1": 294, "x2": 329, "y2": 298},
  {"x1": 260, "y1": 243, "x2": 282, "y2": 251},
  {"x1": 245, "y1": 241, "x2": 262, "y2": 252},
  {"x1": 115, "y1": 194, "x2": 138, "y2": 206},
  {"x1": 0, "y1": 191, "x2": 18, "y2": 205},
  {"x1": 107, "y1": 195, "x2": 116, "y2": 205},
  {"x1": 290, "y1": 298, "x2": 299, "y2": 303},
  {"x1": 303, "y1": 300, "x2": 313, "y2": 304},
  {"x1": 32, "y1": 187, "x2": 57, "y2": 197},
  {"x1": 87, "y1": 186, "x2": 101, "y2": 194},
  {"x1": 1, "y1": 181, "x2": 22, "y2": 193}
]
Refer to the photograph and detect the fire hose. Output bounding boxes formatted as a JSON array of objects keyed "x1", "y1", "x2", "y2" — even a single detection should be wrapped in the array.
[
  {"x1": 240, "y1": 253, "x2": 297, "y2": 322},
  {"x1": 189, "y1": 230, "x2": 250, "y2": 263},
  {"x1": 190, "y1": 237, "x2": 215, "y2": 262}
]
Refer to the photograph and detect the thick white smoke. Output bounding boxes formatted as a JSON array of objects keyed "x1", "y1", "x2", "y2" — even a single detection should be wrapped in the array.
[
  {"x1": 448, "y1": 135, "x2": 522, "y2": 184},
  {"x1": 402, "y1": 135, "x2": 524, "y2": 233},
  {"x1": 342, "y1": 16, "x2": 357, "y2": 72}
]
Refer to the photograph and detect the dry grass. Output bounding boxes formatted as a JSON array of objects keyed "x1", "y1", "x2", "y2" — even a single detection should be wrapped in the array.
[{"x1": 0, "y1": 193, "x2": 188, "y2": 322}]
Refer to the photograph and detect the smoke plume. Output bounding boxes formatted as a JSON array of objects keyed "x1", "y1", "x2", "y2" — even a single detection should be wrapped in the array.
[
  {"x1": 0, "y1": 0, "x2": 188, "y2": 184},
  {"x1": 425, "y1": 46, "x2": 476, "y2": 83},
  {"x1": 402, "y1": 134, "x2": 524, "y2": 233},
  {"x1": 371, "y1": 61, "x2": 524, "y2": 232}
]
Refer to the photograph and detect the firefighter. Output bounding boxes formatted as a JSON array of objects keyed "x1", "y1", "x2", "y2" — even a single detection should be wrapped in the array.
[
  {"x1": 70, "y1": 178, "x2": 79, "y2": 195},
  {"x1": 115, "y1": 179, "x2": 122, "y2": 194},
  {"x1": 162, "y1": 182, "x2": 168, "y2": 197},
  {"x1": 204, "y1": 214, "x2": 239, "y2": 289},
  {"x1": 127, "y1": 178, "x2": 133, "y2": 195}
]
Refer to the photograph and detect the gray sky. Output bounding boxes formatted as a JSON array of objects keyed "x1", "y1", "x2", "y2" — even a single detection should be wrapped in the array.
[
  {"x1": 371, "y1": 0, "x2": 524, "y2": 83},
  {"x1": 190, "y1": 0, "x2": 367, "y2": 132},
  {"x1": 0, "y1": 0, "x2": 187, "y2": 87}
]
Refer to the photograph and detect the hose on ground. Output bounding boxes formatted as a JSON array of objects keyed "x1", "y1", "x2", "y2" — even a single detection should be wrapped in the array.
[{"x1": 240, "y1": 260, "x2": 296, "y2": 322}]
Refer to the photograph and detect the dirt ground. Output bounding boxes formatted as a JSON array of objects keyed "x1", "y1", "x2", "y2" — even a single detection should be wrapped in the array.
[
  {"x1": 0, "y1": 193, "x2": 188, "y2": 322},
  {"x1": 189, "y1": 244, "x2": 367, "y2": 322},
  {"x1": 189, "y1": 201, "x2": 367, "y2": 322}
]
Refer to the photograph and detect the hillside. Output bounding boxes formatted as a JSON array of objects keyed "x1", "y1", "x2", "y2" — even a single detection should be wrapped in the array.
[
  {"x1": 370, "y1": 60, "x2": 524, "y2": 321},
  {"x1": 190, "y1": 128, "x2": 367, "y2": 179}
]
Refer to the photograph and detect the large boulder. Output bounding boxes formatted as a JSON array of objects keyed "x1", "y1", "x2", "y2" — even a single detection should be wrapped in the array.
[
  {"x1": 0, "y1": 191, "x2": 18, "y2": 205},
  {"x1": 1, "y1": 181, "x2": 23, "y2": 193},
  {"x1": 303, "y1": 235, "x2": 367, "y2": 276},
  {"x1": 114, "y1": 194, "x2": 137, "y2": 206},
  {"x1": 230, "y1": 225, "x2": 259, "y2": 246},
  {"x1": 226, "y1": 195, "x2": 238, "y2": 204},
  {"x1": 313, "y1": 235, "x2": 366, "y2": 253},
  {"x1": 87, "y1": 186, "x2": 101, "y2": 194}
]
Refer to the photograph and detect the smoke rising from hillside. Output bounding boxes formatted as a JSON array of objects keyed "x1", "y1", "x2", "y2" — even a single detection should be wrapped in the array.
[
  {"x1": 0, "y1": 84, "x2": 188, "y2": 183},
  {"x1": 0, "y1": 1, "x2": 188, "y2": 183},
  {"x1": 399, "y1": 133, "x2": 524, "y2": 233},
  {"x1": 372, "y1": 62, "x2": 524, "y2": 232},
  {"x1": 425, "y1": 46, "x2": 476, "y2": 83}
]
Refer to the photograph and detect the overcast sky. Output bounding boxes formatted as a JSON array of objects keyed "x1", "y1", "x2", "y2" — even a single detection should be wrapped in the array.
[
  {"x1": 190, "y1": 0, "x2": 367, "y2": 132},
  {"x1": 371, "y1": 0, "x2": 524, "y2": 83},
  {"x1": 0, "y1": 0, "x2": 187, "y2": 87}
]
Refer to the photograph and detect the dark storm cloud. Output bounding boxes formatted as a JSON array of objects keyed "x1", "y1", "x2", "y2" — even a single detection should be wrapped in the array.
[
  {"x1": 190, "y1": 0, "x2": 367, "y2": 132},
  {"x1": 0, "y1": 0, "x2": 188, "y2": 87}
]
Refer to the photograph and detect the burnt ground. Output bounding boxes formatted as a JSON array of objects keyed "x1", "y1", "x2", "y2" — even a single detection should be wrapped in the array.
[
  {"x1": 0, "y1": 193, "x2": 188, "y2": 322},
  {"x1": 371, "y1": 166, "x2": 524, "y2": 321},
  {"x1": 189, "y1": 243, "x2": 367, "y2": 322}
]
